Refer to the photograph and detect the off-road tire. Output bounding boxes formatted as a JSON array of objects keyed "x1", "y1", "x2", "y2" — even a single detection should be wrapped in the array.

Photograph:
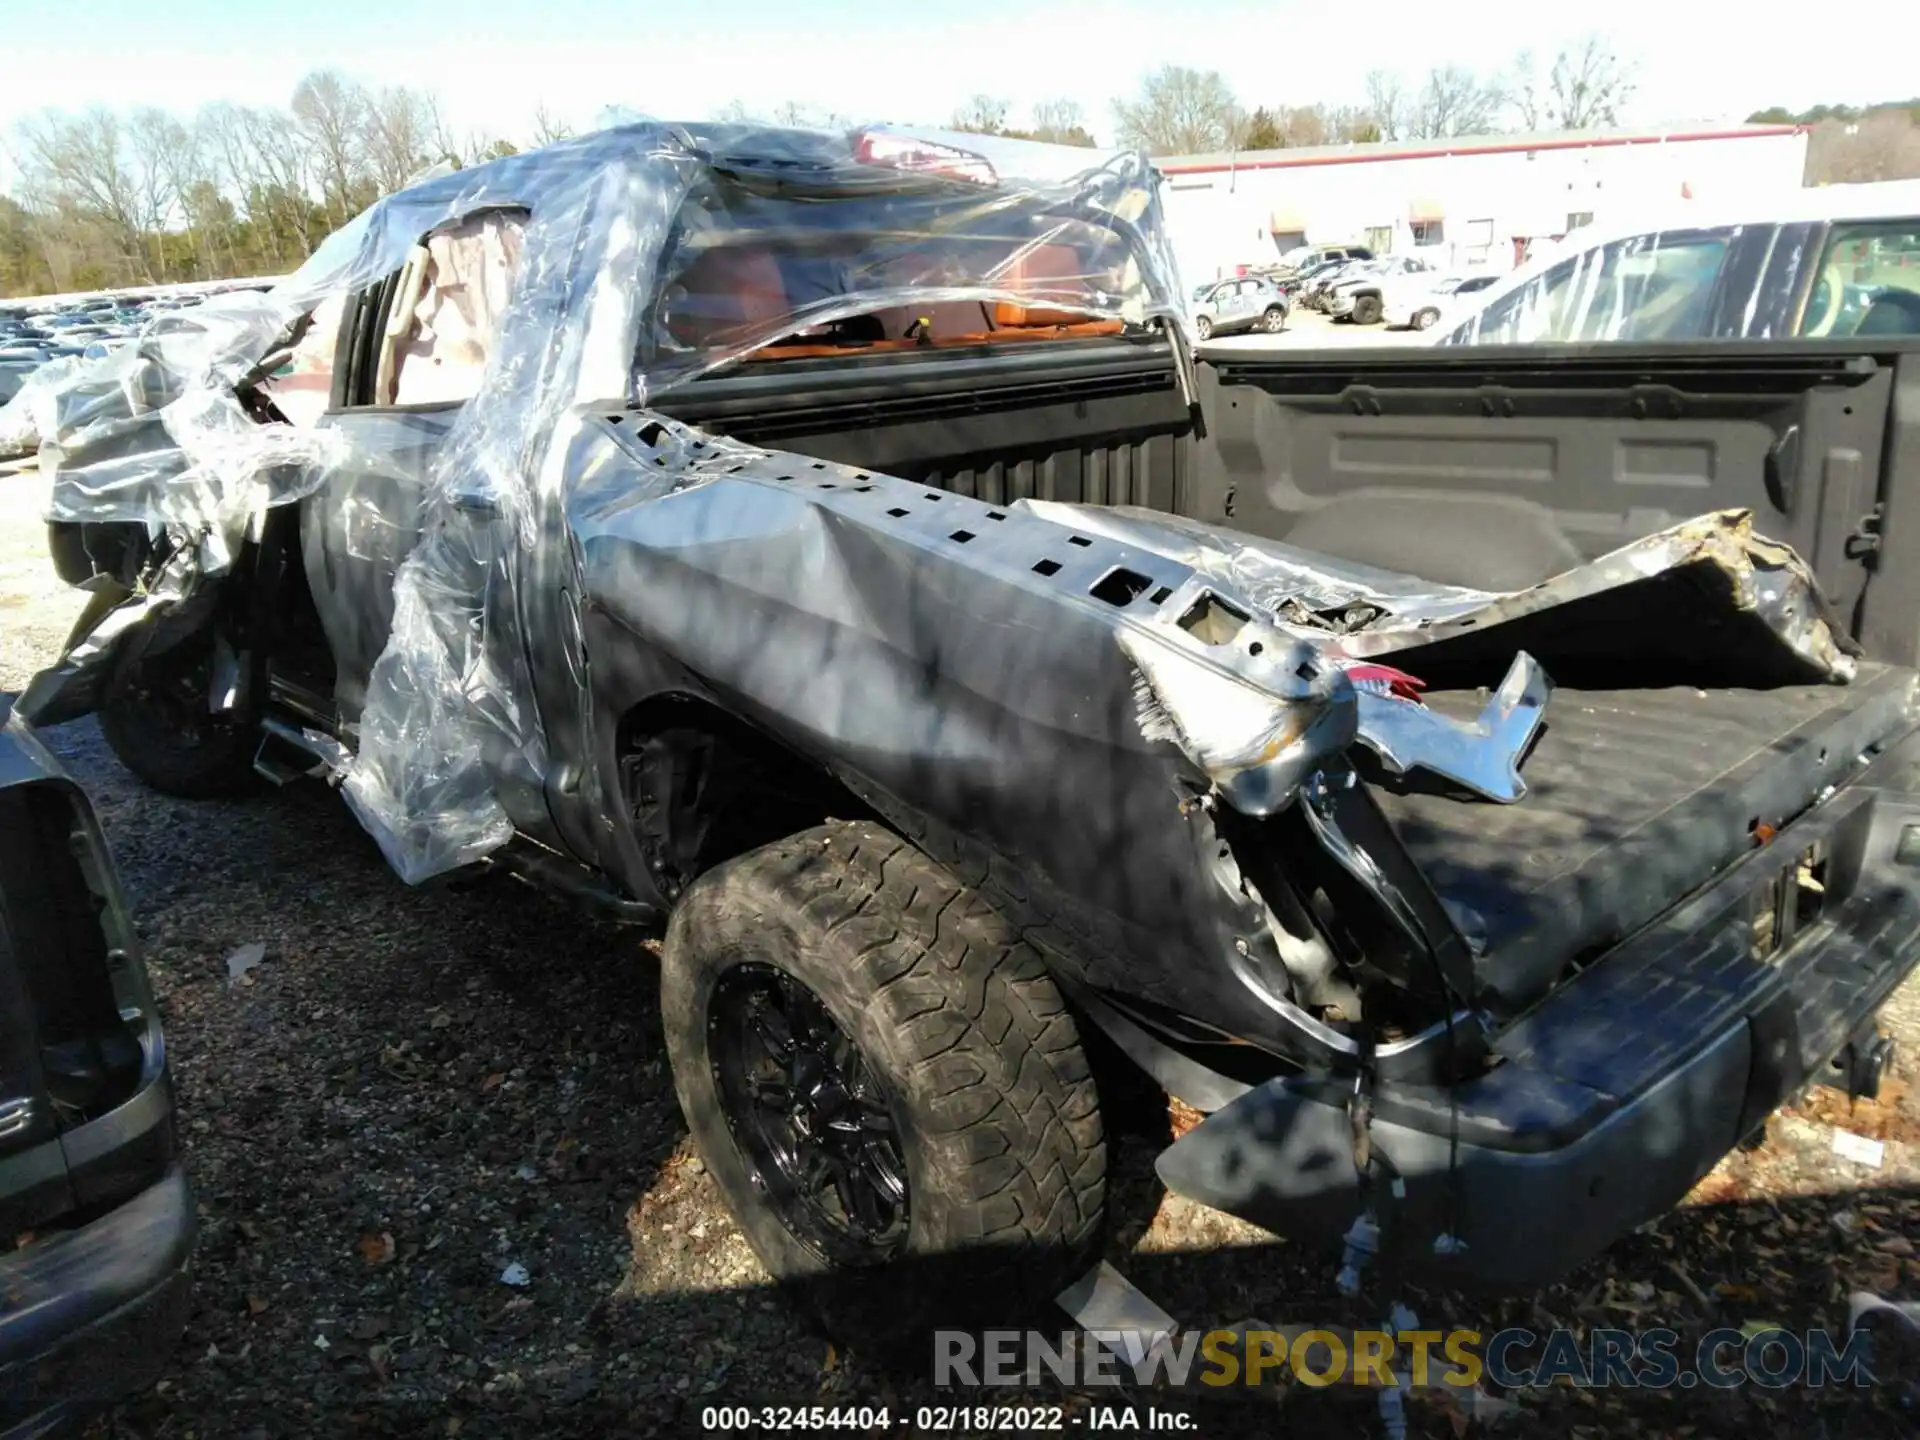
[
  {"x1": 1352, "y1": 294, "x2": 1385, "y2": 325},
  {"x1": 98, "y1": 631, "x2": 258, "y2": 798},
  {"x1": 661, "y1": 820, "x2": 1106, "y2": 1347}
]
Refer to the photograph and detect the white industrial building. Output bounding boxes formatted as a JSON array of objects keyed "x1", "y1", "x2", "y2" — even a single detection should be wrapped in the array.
[{"x1": 1158, "y1": 123, "x2": 1811, "y2": 285}]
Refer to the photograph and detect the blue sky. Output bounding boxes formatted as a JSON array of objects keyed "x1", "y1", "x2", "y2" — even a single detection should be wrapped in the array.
[{"x1": 0, "y1": 0, "x2": 1910, "y2": 151}]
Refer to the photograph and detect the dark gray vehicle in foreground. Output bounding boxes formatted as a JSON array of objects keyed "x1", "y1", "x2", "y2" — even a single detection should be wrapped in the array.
[
  {"x1": 0, "y1": 712, "x2": 191, "y2": 1432},
  {"x1": 10, "y1": 121, "x2": 1920, "y2": 1327}
]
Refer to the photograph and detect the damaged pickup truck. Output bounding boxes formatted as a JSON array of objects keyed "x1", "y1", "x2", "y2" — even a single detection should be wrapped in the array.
[{"x1": 7, "y1": 121, "x2": 1920, "y2": 1317}]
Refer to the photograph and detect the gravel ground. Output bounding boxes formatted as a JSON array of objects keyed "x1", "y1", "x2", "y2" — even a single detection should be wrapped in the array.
[{"x1": 2, "y1": 463, "x2": 1918, "y2": 1439}]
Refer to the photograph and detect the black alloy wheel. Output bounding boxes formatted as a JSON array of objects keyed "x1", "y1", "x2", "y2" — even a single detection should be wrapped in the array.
[
  {"x1": 660, "y1": 821, "x2": 1107, "y2": 1348},
  {"x1": 708, "y1": 962, "x2": 909, "y2": 1266}
]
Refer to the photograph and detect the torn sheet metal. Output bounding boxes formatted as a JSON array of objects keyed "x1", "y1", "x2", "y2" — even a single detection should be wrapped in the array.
[
  {"x1": 1346, "y1": 652, "x2": 1553, "y2": 803},
  {"x1": 1119, "y1": 626, "x2": 1356, "y2": 816},
  {"x1": 1121, "y1": 619, "x2": 1548, "y2": 809},
  {"x1": 559, "y1": 422, "x2": 1406, "y2": 1058},
  {"x1": 1017, "y1": 502, "x2": 1860, "y2": 688}
]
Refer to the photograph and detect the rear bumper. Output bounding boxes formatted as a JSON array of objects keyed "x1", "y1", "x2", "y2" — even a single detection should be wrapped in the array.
[
  {"x1": 1159, "y1": 727, "x2": 1920, "y2": 1292},
  {"x1": 0, "y1": 1164, "x2": 194, "y2": 1435}
]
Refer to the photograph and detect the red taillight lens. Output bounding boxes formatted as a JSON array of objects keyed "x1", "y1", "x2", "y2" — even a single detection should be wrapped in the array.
[{"x1": 851, "y1": 131, "x2": 997, "y2": 185}]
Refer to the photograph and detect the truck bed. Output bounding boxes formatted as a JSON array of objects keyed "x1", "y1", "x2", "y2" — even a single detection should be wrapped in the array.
[{"x1": 1372, "y1": 662, "x2": 1918, "y2": 1009}]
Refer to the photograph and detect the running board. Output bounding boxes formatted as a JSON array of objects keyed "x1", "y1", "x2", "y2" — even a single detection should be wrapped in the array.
[
  {"x1": 252, "y1": 718, "x2": 339, "y2": 787},
  {"x1": 482, "y1": 843, "x2": 665, "y2": 927}
]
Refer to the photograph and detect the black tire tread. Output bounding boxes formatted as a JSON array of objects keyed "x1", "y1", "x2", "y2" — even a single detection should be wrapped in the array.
[
  {"x1": 664, "y1": 819, "x2": 1106, "y2": 1279},
  {"x1": 98, "y1": 646, "x2": 259, "y2": 800},
  {"x1": 712, "y1": 821, "x2": 1105, "y2": 1251}
]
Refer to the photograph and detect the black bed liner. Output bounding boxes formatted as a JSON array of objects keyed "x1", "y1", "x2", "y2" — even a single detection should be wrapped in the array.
[{"x1": 1371, "y1": 662, "x2": 1918, "y2": 1010}]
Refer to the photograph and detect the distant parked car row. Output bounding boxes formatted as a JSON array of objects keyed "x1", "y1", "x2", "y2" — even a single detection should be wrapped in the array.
[
  {"x1": 1190, "y1": 247, "x2": 1504, "y2": 340},
  {"x1": 1191, "y1": 182, "x2": 1920, "y2": 350},
  {"x1": 1274, "y1": 242, "x2": 1377, "y2": 273},
  {"x1": 0, "y1": 291, "x2": 230, "y2": 408}
]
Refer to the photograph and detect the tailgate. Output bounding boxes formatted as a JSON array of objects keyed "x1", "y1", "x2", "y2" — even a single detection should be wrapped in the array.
[
  {"x1": 1158, "y1": 717, "x2": 1920, "y2": 1291},
  {"x1": 1371, "y1": 662, "x2": 1919, "y2": 1013}
]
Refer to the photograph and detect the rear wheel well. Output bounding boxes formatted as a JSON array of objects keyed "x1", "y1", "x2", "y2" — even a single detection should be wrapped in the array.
[{"x1": 615, "y1": 694, "x2": 878, "y2": 904}]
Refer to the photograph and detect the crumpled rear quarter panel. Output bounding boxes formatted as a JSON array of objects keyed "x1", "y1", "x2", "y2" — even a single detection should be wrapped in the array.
[{"x1": 566, "y1": 436, "x2": 1318, "y2": 1044}]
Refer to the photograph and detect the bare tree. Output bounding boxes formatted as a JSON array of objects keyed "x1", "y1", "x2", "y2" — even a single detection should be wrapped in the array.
[
  {"x1": 1413, "y1": 65, "x2": 1501, "y2": 139},
  {"x1": 1279, "y1": 105, "x2": 1332, "y2": 148},
  {"x1": 14, "y1": 108, "x2": 152, "y2": 281},
  {"x1": 770, "y1": 100, "x2": 850, "y2": 130},
  {"x1": 290, "y1": 70, "x2": 372, "y2": 224},
  {"x1": 126, "y1": 108, "x2": 194, "y2": 279},
  {"x1": 1548, "y1": 34, "x2": 1637, "y2": 129},
  {"x1": 1028, "y1": 99, "x2": 1095, "y2": 146},
  {"x1": 1501, "y1": 50, "x2": 1544, "y2": 130},
  {"x1": 531, "y1": 100, "x2": 575, "y2": 147},
  {"x1": 365, "y1": 86, "x2": 438, "y2": 194},
  {"x1": 241, "y1": 103, "x2": 318, "y2": 263},
  {"x1": 1364, "y1": 70, "x2": 1408, "y2": 142},
  {"x1": 5, "y1": 71, "x2": 497, "y2": 289},
  {"x1": 1324, "y1": 104, "x2": 1380, "y2": 144},
  {"x1": 1112, "y1": 66, "x2": 1244, "y2": 155},
  {"x1": 199, "y1": 102, "x2": 281, "y2": 267},
  {"x1": 426, "y1": 95, "x2": 463, "y2": 167},
  {"x1": 951, "y1": 95, "x2": 1010, "y2": 135},
  {"x1": 424, "y1": 99, "x2": 517, "y2": 170},
  {"x1": 142, "y1": 109, "x2": 226, "y2": 276}
]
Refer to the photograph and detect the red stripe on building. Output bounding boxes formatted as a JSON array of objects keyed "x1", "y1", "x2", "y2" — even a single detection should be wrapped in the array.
[{"x1": 1157, "y1": 126, "x2": 1807, "y2": 177}]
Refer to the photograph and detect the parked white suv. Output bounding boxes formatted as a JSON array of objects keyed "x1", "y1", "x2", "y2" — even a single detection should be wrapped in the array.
[{"x1": 1382, "y1": 273, "x2": 1500, "y2": 331}]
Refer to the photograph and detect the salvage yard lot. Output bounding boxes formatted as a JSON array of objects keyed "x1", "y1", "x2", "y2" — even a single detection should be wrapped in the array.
[
  {"x1": 1200, "y1": 306, "x2": 1434, "y2": 352},
  {"x1": 0, "y1": 468, "x2": 1917, "y2": 1438}
]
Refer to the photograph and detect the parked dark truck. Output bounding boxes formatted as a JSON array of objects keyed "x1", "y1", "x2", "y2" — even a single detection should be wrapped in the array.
[{"x1": 6, "y1": 122, "x2": 1918, "y2": 1324}]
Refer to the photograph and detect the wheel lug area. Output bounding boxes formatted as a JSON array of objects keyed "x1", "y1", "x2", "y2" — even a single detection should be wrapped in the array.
[{"x1": 711, "y1": 962, "x2": 910, "y2": 1259}]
